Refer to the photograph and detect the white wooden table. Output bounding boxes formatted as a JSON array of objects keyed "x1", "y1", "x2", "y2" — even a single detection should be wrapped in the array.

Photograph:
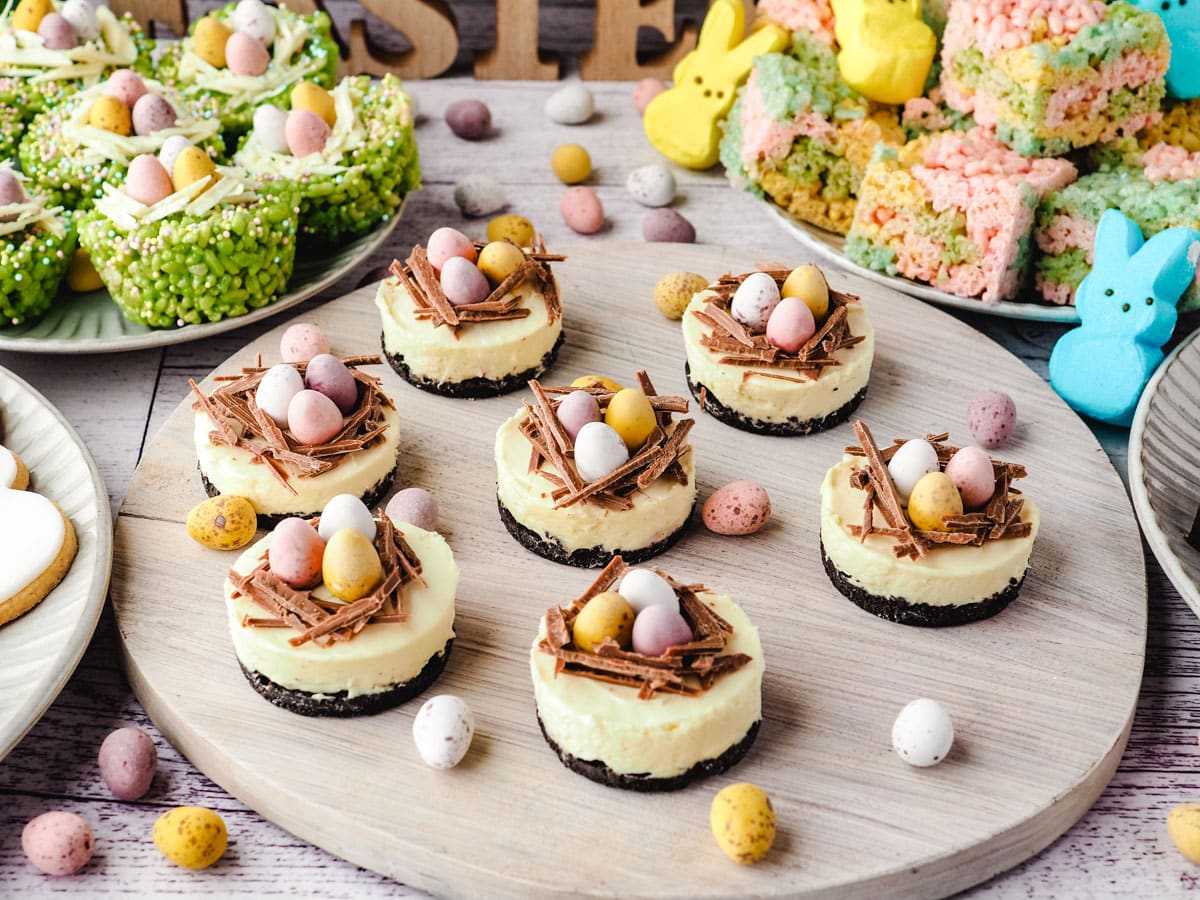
[{"x1": 0, "y1": 77, "x2": 1192, "y2": 897}]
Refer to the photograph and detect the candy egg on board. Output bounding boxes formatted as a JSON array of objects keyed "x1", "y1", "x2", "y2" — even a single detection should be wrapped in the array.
[
  {"x1": 1168, "y1": 804, "x2": 1200, "y2": 863},
  {"x1": 412, "y1": 695, "x2": 475, "y2": 769},
  {"x1": 102, "y1": 69, "x2": 146, "y2": 107},
  {"x1": 444, "y1": 98, "x2": 491, "y2": 140},
  {"x1": 0, "y1": 170, "x2": 26, "y2": 207},
  {"x1": 291, "y1": 81, "x2": 336, "y2": 127},
  {"x1": 766, "y1": 296, "x2": 816, "y2": 353},
  {"x1": 887, "y1": 439, "x2": 940, "y2": 505},
  {"x1": 98, "y1": 726, "x2": 157, "y2": 801},
  {"x1": 486, "y1": 213, "x2": 535, "y2": 247},
  {"x1": 10, "y1": 0, "x2": 52, "y2": 33},
  {"x1": 781, "y1": 263, "x2": 830, "y2": 319},
  {"x1": 454, "y1": 174, "x2": 506, "y2": 217},
  {"x1": 626, "y1": 162, "x2": 675, "y2": 208},
  {"x1": 131, "y1": 93, "x2": 177, "y2": 136},
  {"x1": 427, "y1": 226, "x2": 476, "y2": 271},
  {"x1": 37, "y1": 13, "x2": 78, "y2": 50},
  {"x1": 254, "y1": 362, "x2": 304, "y2": 427},
  {"x1": 710, "y1": 783, "x2": 776, "y2": 865},
  {"x1": 571, "y1": 374, "x2": 622, "y2": 392},
  {"x1": 573, "y1": 421, "x2": 629, "y2": 482},
  {"x1": 172, "y1": 145, "x2": 218, "y2": 191},
  {"x1": 269, "y1": 517, "x2": 325, "y2": 588},
  {"x1": 440, "y1": 255, "x2": 491, "y2": 306},
  {"x1": 253, "y1": 104, "x2": 290, "y2": 154},
  {"x1": 153, "y1": 807, "x2": 226, "y2": 870},
  {"x1": 618, "y1": 567, "x2": 677, "y2": 613},
  {"x1": 65, "y1": 248, "x2": 103, "y2": 292},
  {"x1": 654, "y1": 271, "x2": 707, "y2": 320},
  {"x1": 545, "y1": 82, "x2": 594, "y2": 124},
  {"x1": 555, "y1": 389, "x2": 600, "y2": 441},
  {"x1": 731, "y1": 272, "x2": 780, "y2": 331},
  {"x1": 632, "y1": 604, "x2": 693, "y2": 656},
  {"x1": 642, "y1": 207, "x2": 695, "y2": 243},
  {"x1": 232, "y1": 0, "x2": 275, "y2": 46},
  {"x1": 702, "y1": 480, "x2": 771, "y2": 535},
  {"x1": 318, "y1": 494, "x2": 376, "y2": 543},
  {"x1": 476, "y1": 240, "x2": 525, "y2": 285},
  {"x1": 304, "y1": 353, "x2": 358, "y2": 414},
  {"x1": 21, "y1": 811, "x2": 94, "y2": 876},
  {"x1": 192, "y1": 14, "x2": 232, "y2": 68},
  {"x1": 968, "y1": 390, "x2": 1017, "y2": 449},
  {"x1": 124, "y1": 154, "x2": 175, "y2": 206},
  {"x1": 157, "y1": 135, "x2": 193, "y2": 179},
  {"x1": 560, "y1": 185, "x2": 604, "y2": 235},
  {"x1": 225, "y1": 30, "x2": 270, "y2": 77},
  {"x1": 906, "y1": 471, "x2": 963, "y2": 531},
  {"x1": 88, "y1": 95, "x2": 132, "y2": 136},
  {"x1": 944, "y1": 446, "x2": 995, "y2": 509},
  {"x1": 386, "y1": 487, "x2": 438, "y2": 531},
  {"x1": 285, "y1": 108, "x2": 330, "y2": 157},
  {"x1": 604, "y1": 388, "x2": 656, "y2": 449},
  {"x1": 186, "y1": 494, "x2": 257, "y2": 550},
  {"x1": 573, "y1": 591, "x2": 636, "y2": 652},
  {"x1": 287, "y1": 389, "x2": 344, "y2": 445},
  {"x1": 632, "y1": 77, "x2": 667, "y2": 114},
  {"x1": 551, "y1": 143, "x2": 591, "y2": 184},
  {"x1": 60, "y1": 0, "x2": 99, "y2": 42},
  {"x1": 892, "y1": 698, "x2": 954, "y2": 767},
  {"x1": 322, "y1": 528, "x2": 383, "y2": 602},
  {"x1": 279, "y1": 322, "x2": 330, "y2": 363}
]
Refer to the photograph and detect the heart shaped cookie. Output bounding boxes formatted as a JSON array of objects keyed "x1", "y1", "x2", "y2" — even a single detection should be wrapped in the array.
[{"x1": 0, "y1": 477, "x2": 78, "y2": 626}]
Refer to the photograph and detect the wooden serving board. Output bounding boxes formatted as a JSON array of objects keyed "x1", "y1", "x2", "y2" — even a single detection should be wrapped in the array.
[{"x1": 111, "y1": 244, "x2": 1146, "y2": 898}]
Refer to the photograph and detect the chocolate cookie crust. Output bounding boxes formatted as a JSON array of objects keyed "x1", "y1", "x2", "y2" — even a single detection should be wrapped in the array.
[
  {"x1": 686, "y1": 364, "x2": 866, "y2": 436},
  {"x1": 382, "y1": 331, "x2": 564, "y2": 399},
  {"x1": 201, "y1": 463, "x2": 398, "y2": 528}
]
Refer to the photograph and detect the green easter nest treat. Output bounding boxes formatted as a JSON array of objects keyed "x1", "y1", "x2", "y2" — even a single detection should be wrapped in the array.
[
  {"x1": 235, "y1": 74, "x2": 420, "y2": 241},
  {"x1": 0, "y1": 98, "x2": 20, "y2": 159},
  {"x1": 158, "y1": 2, "x2": 338, "y2": 136},
  {"x1": 78, "y1": 169, "x2": 300, "y2": 328},
  {"x1": 19, "y1": 78, "x2": 224, "y2": 211},
  {"x1": 0, "y1": 165, "x2": 76, "y2": 326}
]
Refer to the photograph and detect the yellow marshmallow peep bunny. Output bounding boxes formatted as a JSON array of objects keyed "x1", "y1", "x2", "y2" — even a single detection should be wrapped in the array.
[
  {"x1": 831, "y1": 0, "x2": 936, "y2": 105},
  {"x1": 644, "y1": 0, "x2": 787, "y2": 169}
]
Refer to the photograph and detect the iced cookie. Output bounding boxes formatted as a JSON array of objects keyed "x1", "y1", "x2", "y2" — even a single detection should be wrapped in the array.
[{"x1": 0, "y1": 474, "x2": 79, "y2": 627}]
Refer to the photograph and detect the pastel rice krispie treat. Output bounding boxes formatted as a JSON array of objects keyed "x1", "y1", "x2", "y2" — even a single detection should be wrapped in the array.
[
  {"x1": 846, "y1": 128, "x2": 1077, "y2": 302},
  {"x1": 755, "y1": 0, "x2": 836, "y2": 45},
  {"x1": 941, "y1": 0, "x2": 1168, "y2": 157},
  {"x1": 0, "y1": 164, "x2": 75, "y2": 326}
]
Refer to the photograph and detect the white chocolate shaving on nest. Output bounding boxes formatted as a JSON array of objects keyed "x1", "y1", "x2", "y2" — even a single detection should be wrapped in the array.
[
  {"x1": 0, "y1": 4, "x2": 136, "y2": 84},
  {"x1": 0, "y1": 163, "x2": 67, "y2": 238},
  {"x1": 94, "y1": 166, "x2": 259, "y2": 233}
]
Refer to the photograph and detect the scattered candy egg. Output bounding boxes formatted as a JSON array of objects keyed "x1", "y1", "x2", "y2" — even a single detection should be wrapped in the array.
[
  {"x1": 427, "y1": 225, "x2": 476, "y2": 270},
  {"x1": 124, "y1": 154, "x2": 175, "y2": 206},
  {"x1": 37, "y1": 13, "x2": 78, "y2": 50},
  {"x1": 765, "y1": 296, "x2": 816, "y2": 353},
  {"x1": 573, "y1": 421, "x2": 629, "y2": 482},
  {"x1": 88, "y1": 94, "x2": 132, "y2": 136},
  {"x1": 254, "y1": 362, "x2": 304, "y2": 427},
  {"x1": 279, "y1": 321, "x2": 330, "y2": 363},
  {"x1": 550, "y1": 143, "x2": 591, "y2": 184},
  {"x1": 453, "y1": 174, "x2": 506, "y2": 217},
  {"x1": 65, "y1": 248, "x2": 103, "y2": 292},
  {"x1": 322, "y1": 528, "x2": 383, "y2": 602},
  {"x1": 703, "y1": 480, "x2": 771, "y2": 536},
  {"x1": 444, "y1": 98, "x2": 491, "y2": 140},
  {"x1": 604, "y1": 388, "x2": 656, "y2": 449},
  {"x1": 968, "y1": 390, "x2": 1017, "y2": 449},
  {"x1": 781, "y1": 263, "x2": 830, "y2": 320},
  {"x1": 555, "y1": 389, "x2": 600, "y2": 441},
  {"x1": 102, "y1": 69, "x2": 146, "y2": 107},
  {"x1": 440, "y1": 255, "x2": 491, "y2": 306},
  {"x1": 157, "y1": 135, "x2": 193, "y2": 178},
  {"x1": 232, "y1": 0, "x2": 275, "y2": 46},
  {"x1": 572, "y1": 591, "x2": 636, "y2": 652},
  {"x1": 560, "y1": 185, "x2": 604, "y2": 235},
  {"x1": 486, "y1": 213, "x2": 535, "y2": 247},
  {"x1": 412, "y1": 695, "x2": 475, "y2": 769},
  {"x1": 887, "y1": 439, "x2": 940, "y2": 505},
  {"x1": 60, "y1": 0, "x2": 99, "y2": 42},
  {"x1": 304, "y1": 353, "x2": 358, "y2": 414},
  {"x1": 626, "y1": 162, "x2": 675, "y2": 208},
  {"x1": 153, "y1": 807, "x2": 226, "y2": 870},
  {"x1": 291, "y1": 81, "x2": 336, "y2": 127},
  {"x1": 631, "y1": 604, "x2": 692, "y2": 656},
  {"x1": 287, "y1": 389, "x2": 344, "y2": 445},
  {"x1": 131, "y1": 93, "x2": 177, "y2": 136},
  {"x1": 21, "y1": 811, "x2": 94, "y2": 876},
  {"x1": 545, "y1": 82, "x2": 594, "y2": 124},
  {"x1": 186, "y1": 494, "x2": 257, "y2": 550},
  {"x1": 172, "y1": 145, "x2": 218, "y2": 192},
  {"x1": 476, "y1": 240, "x2": 525, "y2": 286},
  {"x1": 386, "y1": 487, "x2": 438, "y2": 531},
  {"x1": 571, "y1": 374, "x2": 623, "y2": 392},
  {"x1": 318, "y1": 494, "x2": 375, "y2": 543},
  {"x1": 944, "y1": 446, "x2": 995, "y2": 509},
  {"x1": 10, "y1": 0, "x2": 52, "y2": 33},
  {"x1": 710, "y1": 783, "x2": 776, "y2": 865},
  {"x1": 285, "y1": 108, "x2": 330, "y2": 157},
  {"x1": 653, "y1": 271, "x2": 707, "y2": 320},
  {"x1": 642, "y1": 207, "x2": 695, "y2": 243},
  {"x1": 632, "y1": 77, "x2": 667, "y2": 114},
  {"x1": 98, "y1": 726, "x2": 157, "y2": 801},
  {"x1": 892, "y1": 697, "x2": 955, "y2": 767},
  {"x1": 268, "y1": 517, "x2": 325, "y2": 589},
  {"x1": 0, "y1": 169, "x2": 27, "y2": 208},
  {"x1": 192, "y1": 14, "x2": 232, "y2": 69},
  {"x1": 252, "y1": 104, "x2": 290, "y2": 154},
  {"x1": 1168, "y1": 804, "x2": 1200, "y2": 863},
  {"x1": 618, "y1": 567, "x2": 677, "y2": 613},
  {"x1": 731, "y1": 271, "x2": 780, "y2": 331},
  {"x1": 906, "y1": 471, "x2": 963, "y2": 531},
  {"x1": 225, "y1": 30, "x2": 269, "y2": 77}
]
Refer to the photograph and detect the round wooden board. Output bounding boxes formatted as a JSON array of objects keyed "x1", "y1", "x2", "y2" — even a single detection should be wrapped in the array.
[{"x1": 112, "y1": 243, "x2": 1145, "y2": 898}]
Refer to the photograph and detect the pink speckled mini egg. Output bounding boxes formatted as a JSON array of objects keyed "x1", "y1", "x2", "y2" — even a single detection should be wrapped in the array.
[
  {"x1": 21, "y1": 811, "x2": 94, "y2": 876},
  {"x1": 124, "y1": 154, "x2": 175, "y2": 206},
  {"x1": 287, "y1": 388, "x2": 343, "y2": 445},
  {"x1": 98, "y1": 726, "x2": 157, "y2": 801},
  {"x1": 0, "y1": 169, "x2": 26, "y2": 208},
  {"x1": 386, "y1": 487, "x2": 438, "y2": 531},
  {"x1": 131, "y1": 93, "x2": 177, "y2": 136},
  {"x1": 102, "y1": 69, "x2": 147, "y2": 107},
  {"x1": 284, "y1": 108, "x2": 330, "y2": 157},
  {"x1": 632, "y1": 77, "x2": 666, "y2": 114},
  {"x1": 560, "y1": 185, "x2": 604, "y2": 235},
  {"x1": 702, "y1": 480, "x2": 771, "y2": 535},
  {"x1": 967, "y1": 389, "x2": 1017, "y2": 448},
  {"x1": 225, "y1": 30, "x2": 269, "y2": 77},
  {"x1": 439, "y1": 255, "x2": 490, "y2": 306},
  {"x1": 268, "y1": 517, "x2": 325, "y2": 589},
  {"x1": 556, "y1": 389, "x2": 600, "y2": 441},
  {"x1": 37, "y1": 13, "x2": 78, "y2": 50},
  {"x1": 631, "y1": 604, "x2": 693, "y2": 656},
  {"x1": 304, "y1": 353, "x2": 358, "y2": 414},
  {"x1": 765, "y1": 296, "x2": 816, "y2": 353},
  {"x1": 944, "y1": 446, "x2": 996, "y2": 509},
  {"x1": 426, "y1": 226, "x2": 476, "y2": 271},
  {"x1": 279, "y1": 322, "x2": 330, "y2": 363}
]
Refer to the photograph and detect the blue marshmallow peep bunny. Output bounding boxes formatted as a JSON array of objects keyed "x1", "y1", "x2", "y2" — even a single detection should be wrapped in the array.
[
  {"x1": 1130, "y1": 0, "x2": 1200, "y2": 98},
  {"x1": 1049, "y1": 209, "x2": 1200, "y2": 426}
]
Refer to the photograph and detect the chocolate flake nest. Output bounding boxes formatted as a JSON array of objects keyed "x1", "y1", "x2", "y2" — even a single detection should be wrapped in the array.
[
  {"x1": 522, "y1": 371, "x2": 692, "y2": 512},
  {"x1": 228, "y1": 517, "x2": 426, "y2": 647},
  {"x1": 692, "y1": 267, "x2": 864, "y2": 383},
  {"x1": 388, "y1": 238, "x2": 564, "y2": 337},
  {"x1": 845, "y1": 420, "x2": 1032, "y2": 560},
  {"x1": 538, "y1": 556, "x2": 752, "y2": 699},
  {"x1": 190, "y1": 355, "x2": 392, "y2": 495}
]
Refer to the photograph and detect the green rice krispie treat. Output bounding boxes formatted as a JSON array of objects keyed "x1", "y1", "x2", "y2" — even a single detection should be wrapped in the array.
[
  {"x1": 235, "y1": 74, "x2": 419, "y2": 241},
  {"x1": 0, "y1": 99, "x2": 20, "y2": 160},
  {"x1": 0, "y1": 163, "x2": 75, "y2": 326},
  {"x1": 157, "y1": 0, "x2": 338, "y2": 137}
]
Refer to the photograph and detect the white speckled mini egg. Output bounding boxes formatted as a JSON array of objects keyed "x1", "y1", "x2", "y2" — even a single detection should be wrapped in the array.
[
  {"x1": 252, "y1": 105, "x2": 290, "y2": 154},
  {"x1": 618, "y1": 567, "x2": 677, "y2": 613},
  {"x1": 254, "y1": 363, "x2": 304, "y2": 427},
  {"x1": 318, "y1": 494, "x2": 376, "y2": 543},
  {"x1": 60, "y1": 0, "x2": 99, "y2": 41},
  {"x1": 453, "y1": 174, "x2": 506, "y2": 217},
  {"x1": 413, "y1": 695, "x2": 475, "y2": 769},
  {"x1": 730, "y1": 272, "x2": 780, "y2": 331},
  {"x1": 157, "y1": 135, "x2": 193, "y2": 179},
  {"x1": 625, "y1": 162, "x2": 675, "y2": 207},
  {"x1": 887, "y1": 439, "x2": 940, "y2": 505},
  {"x1": 544, "y1": 82, "x2": 594, "y2": 124},
  {"x1": 573, "y1": 421, "x2": 629, "y2": 482},
  {"x1": 892, "y1": 698, "x2": 955, "y2": 767},
  {"x1": 232, "y1": 0, "x2": 275, "y2": 46}
]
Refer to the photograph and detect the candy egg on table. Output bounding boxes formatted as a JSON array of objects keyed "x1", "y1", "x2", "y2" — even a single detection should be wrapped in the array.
[
  {"x1": 642, "y1": 207, "x2": 695, "y2": 243},
  {"x1": 172, "y1": 145, "x2": 219, "y2": 191},
  {"x1": 968, "y1": 389, "x2": 1017, "y2": 449},
  {"x1": 571, "y1": 374, "x2": 622, "y2": 392},
  {"x1": 1168, "y1": 804, "x2": 1200, "y2": 863},
  {"x1": 476, "y1": 240, "x2": 526, "y2": 285},
  {"x1": 626, "y1": 162, "x2": 675, "y2": 207},
  {"x1": 944, "y1": 446, "x2": 996, "y2": 509},
  {"x1": 386, "y1": 487, "x2": 438, "y2": 531},
  {"x1": 550, "y1": 143, "x2": 591, "y2": 184},
  {"x1": 545, "y1": 82, "x2": 594, "y2": 124},
  {"x1": 0, "y1": 170, "x2": 25, "y2": 207},
  {"x1": 412, "y1": 695, "x2": 475, "y2": 769},
  {"x1": 426, "y1": 226, "x2": 476, "y2": 270},
  {"x1": 21, "y1": 811, "x2": 94, "y2": 876},
  {"x1": 37, "y1": 13, "x2": 78, "y2": 50},
  {"x1": 232, "y1": 0, "x2": 275, "y2": 46},
  {"x1": 253, "y1": 104, "x2": 290, "y2": 154},
  {"x1": 731, "y1": 272, "x2": 781, "y2": 331},
  {"x1": 560, "y1": 185, "x2": 604, "y2": 235},
  {"x1": 291, "y1": 81, "x2": 336, "y2": 127},
  {"x1": 192, "y1": 14, "x2": 232, "y2": 68},
  {"x1": 574, "y1": 422, "x2": 628, "y2": 481},
  {"x1": 632, "y1": 77, "x2": 667, "y2": 114},
  {"x1": 710, "y1": 783, "x2": 776, "y2": 865},
  {"x1": 703, "y1": 480, "x2": 772, "y2": 536},
  {"x1": 10, "y1": 0, "x2": 52, "y2": 33},
  {"x1": 444, "y1": 98, "x2": 491, "y2": 140},
  {"x1": 153, "y1": 807, "x2": 226, "y2": 870},
  {"x1": 887, "y1": 439, "x2": 940, "y2": 504},
  {"x1": 285, "y1": 109, "x2": 331, "y2": 157},
  {"x1": 572, "y1": 591, "x2": 636, "y2": 652},
  {"x1": 604, "y1": 388, "x2": 656, "y2": 449},
  {"x1": 88, "y1": 95, "x2": 132, "y2": 136},
  {"x1": 157, "y1": 135, "x2": 193, "y2": 178},
  {"x1": 892, "y1": 697, "x2": 955, "y2": 767},
  {"x1": 268, "y1": 517, "x2": 325, "y2": 589},
  {"x1": 631, "y1": 604, "x2": 693, "y2": 656},
  {"x1": 102, "y1": 69, "x2": 147, "y2": 107},
  {"x1": 322, "y1": 528, "x2": 383, "y2": 602},
  {"x1": 287, "y1": 389, "x2": 344, "y2": 445},
  {"x1": 98, "y1": 726, "x2": 157, "y2": 801},
  {"x1": 766, "y1": 296, "x2": 816, "y2": 353},
  {"x1": 225, "y1": 30, "x2": 270, "y2": 77},
  {"x1": 318, "y1": 493, "x2": 376, "y2": 543},
  {"x1": 906, "y1": 471, "x2": 963, "y2": 531},
  {"x1": 486, "y1": 213, "x2": 535, "y2": 247},
  {"x1": 124, "y1": 154, "x2": 175, "y2": 206},
  {"x1": 186, "y1": 494, "x2": 257, "y2": 550},
  {"x1": 440, "y1": 255, "x2": 491, "y2": 306},
  {"x1": 255, "y1": 362, "x2": 304, "y2": 427},
  {"x1": 279, "y1": 322, "x2": 330, "y2": 363},
  {"x1": 60, "y1": 0, "x2": 100, "y2": 42},
  {"x1": 304, "y1": 353, "x2": 358, "y2": 414},
  {"x1": 555, "y1": 389, "x2": 600, "y2": 441},
  {"x1": 618, "y1": 567, "x2": 677, "y2": 613},
  {"x1": 453, "y1": 174, "x2": 506, "y2": 217},
  {"x1": 781, "y1": 263, "x2": 830, "y2": 319},
  {"x1": 66, "y1": 248, "x2": 103, "y2": 292},
  {"x1": 654, "y1": 271, "x2": 707, "y2": 320},
  {"x1": 131, "y1": 93, "x2": 178, "y2": 136}
]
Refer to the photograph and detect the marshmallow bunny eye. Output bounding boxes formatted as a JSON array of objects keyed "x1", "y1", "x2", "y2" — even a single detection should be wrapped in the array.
[
  {"x1": 1104, "y1": 288, "x2": 1114, "y2": 296},
  {"x1": 1122, "y1": 303, "x2": 1131, "y2": 312},
  {"x1": 1146, "y1": 296, "x2": 1155, "y2": 305}
]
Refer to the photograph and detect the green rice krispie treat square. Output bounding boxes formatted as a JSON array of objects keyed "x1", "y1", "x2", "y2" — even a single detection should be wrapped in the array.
[{"x1": 0, "y1": 164, "x2": 75, "y2": 326}]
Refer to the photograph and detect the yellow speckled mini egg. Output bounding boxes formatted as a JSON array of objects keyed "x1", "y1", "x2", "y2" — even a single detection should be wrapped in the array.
[
  {"x1": 11, "y1": 0, "x2": 52, "y2": 32},
  {"x1": 88, "y1": 95, "x2": 132, "y2": 136},
  {"x1": 191, "y1": 14, "x2": 232, "y2": 68},
  {"x1": 710, "y1": 783, "x2": 776, "y2": 865},
  {"x1": 571, "y1": 374, "x2": 623, "y2": 392},
  {"x1": 906, "y1": 471, "x2": 963, "y2": 531},
  {"x1": 172, "y1": 145, "x2": 218, "y2": 192},
  {"x1": 604, "y1": 388, "x2": 656, "y2": 449},
  {"x1": 152, "y1": 807, "x2": 227, "y2": 870},
  {"x1": 1169, "y1": 804, "x2": 1200, "y2": 863},
  {"x1": 572, "y1": 591, "x2": 635, "y2": 652},
  {"x1": 291, "y1": 81, "x2": 336, "y2": 127},
  {"x1": 322, "y1": 528, "x2": 383, "y2": 602},
  {"x1": 186, "y1": 495, "x2": 257, "y2": 550},
  {"x1": 550, "y1": 143, "x2": 591, "y2": 184},
  {"x1": 66, "y1": 248, "x2": 103, "y2": 293},
  {"x1": 653, "y1": 271, "x2": 708, "y2": 320},
  {"x1": 486, "y1": 214, "x2": 535, "y2": 247},
  {"x1": 781, "y1": 263, "x2": 830, "y2": 320},
  {"x1": 477, "y1": 240, "x2": 526, "y2": 285}
]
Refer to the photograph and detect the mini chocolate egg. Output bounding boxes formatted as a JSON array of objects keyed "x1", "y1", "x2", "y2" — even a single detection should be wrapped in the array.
[
  {"x1": 65, "y1": 248, "x2": 103, "y2": 292},
  {"x1": 486, "y1": 213, "x2": 535, "y2": 247},
  {"x1": 124, "y1": 154, "x2": 175, "y2": 207},
  {"x1": 98, "y1": 726, "x2": 157, "y2": 801},
  {"x1": 60, "y1": 0, "x2": 99, "y2": 42},
  {"x1": 0, "y1": 170, "x2": 27, "y2": 208},
  {"x1": 131, "y1": 93, "x2": 177, "y2": 136},
  {"x1": 153, "y1": 807, "x2": 226, "y2": 870},
  {"x1": 21, "y1": 811, "x2": 94, "y2": 876},
  {"x1": 968, "y1": 389, "x2": 1017, "y2": 449},
  {"x1": 653, "y1": 271, "x2": 707, "y2": 320},
  {"x1": 731, "y1": 272, "x2": 780, "y2": 331},
  {"x1": 571, "y1": 374, "x2": 622, "y2": 392},
  {"x1": 37, "y1": 13, "x2": 78, "y2": 49},
  {"x1": 892, "y1": 697, "x2": 954, "y2": 767},
  {"x1": 703, "y1": 480, "x2": 771, "y2": 536},
  {"x1": 386, "y1": 487, "x2": 438, "y2": 531},
  {"x1": 617, "y1": 567, "x2": 677, "y2": 613},
  {"x1": 765, "y1": 296, "x2": 816, "y2": 353},
  {"x1": 560, "y1": 185, "x2": 604, "y2": 235},
  {"x1": 157, "y1": 135, "x2": 193, "y2": 179},
  {"x1": 285, "y1": 108, "x2": 330, "y2": 157},
  {"x1": 287, "y1": 389, "x2": 344, "y2": 445},
  {"x1": 268, "y1": 517, "x2": 325, "y2": 589},
  {"x1": 101, "y1": 69, "x2": 146, "y2": 107},
  {"x1": 906, "y1": 471, "x2": 963, "y2": 531},
  {"x1": 192, "y1": 14, "x2": 232, "y2": 68},
  {"x1": 412, "y1": 695, "x2": 475, "y2": 769},
  {"x1": 10, "y1": 0, "x2": 52, "y2": 33},
  {"x1": 88, "y1": 94, "x2": 131, "y2": 136},
  {"x1": 318, "y1": 494, "x2": 376, "y2": 543},
  {"x1": 632, "y1": 77, "x2": 667, "y2": 114},
  {"x1": 279, "y1": 322, "x2": 330, "y2": 363},
  {"x1": 632, "y1": 604, "x2": 692, "y2": 656},
  {"x1": 172, "y1": 145, "x2": 218, "y2": 191},
  {"x1": 440, "y1": 255, "x2": 491, "y2": 306},
  {"x1": 710, "y1": 784, "x2": 776, "y2": 865},
  {"x1": 453, "y1": 175, "x2": 506, "y2": 217},
  {"x1": 427, "y1": 226, "x2": 476, "y2": 271},
  {"x1": 186, "y1": 494, "x2": 257, "y2": 550},
  {"x1": 604, "y1": 388, "x2": 656, "y2": 449},
  {"x1": 322, "y1": 528, "x2": 383, "y2": 602},
  {"x1": 444, "y1": 98, "x2": 491, "y2": 140},
  {"x1": 254, "y1": 362, "x2": 304, "y2": 427},
  {"x1": 781, "y1": 263, "x2": 830, "y2": 319},
  {"x1": 476, "y1": 240, "x2": 525, "y2": 285},
  {"x1": 573, "y1": 421, "x2": 629, "y2": 482},
  {"x1": 291, "y1": 81, "x2": 336, "y2": 127},
  {"x1": 550, "y1": 143, "x2": 591, "y2": 184},
  {"x1": 887, "y1": 439, "x2": 940, "y2": 505},
  {"x1": 555, "y1": 389, "x2": 600, "y2": 441},
  {"x1": 572, "y1": 591, "x2": 635, "y2": 652},
  {"x1": 252, "y1": 104, "x2": 290, "y2": 154},
  {"x1": 1168, "y1": 804, "x2": 1200, "y2": 863},
  {"x1": 944, "y1": 446, "x2": 995, "y2": 509},
  {"x1": 232, "y1": 0, "x2": 275, "y2": 46},
  {"x1": 626, "y1": 162, "x2": 675, "y2": 208},
  {"x1": 642, "y1": 207, "x2": 695, "y2": 243},
  {"x1": 545, "y1": 82, "x2": 594, "y2": 124},
  {"x1": 225, "y1": 30, "x2": 269, "y2": 77},
  {"x1": 304, "y1": 353, "x2": 358, "y2": 414}
]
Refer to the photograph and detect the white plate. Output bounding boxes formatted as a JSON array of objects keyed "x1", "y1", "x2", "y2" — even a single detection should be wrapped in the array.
[
  {"x1": 0, "y1": 211, "x2": 402, "y2": 354},
  {"x1": 1130, "y1": 330, "x2": 1200, "y2": 614},
  {"x1": 0, "y1": 365, "x2": 111, "y2": 761},
  {"x1": 764, "y1": 203, "x2": 1082, "y2": 324}
]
